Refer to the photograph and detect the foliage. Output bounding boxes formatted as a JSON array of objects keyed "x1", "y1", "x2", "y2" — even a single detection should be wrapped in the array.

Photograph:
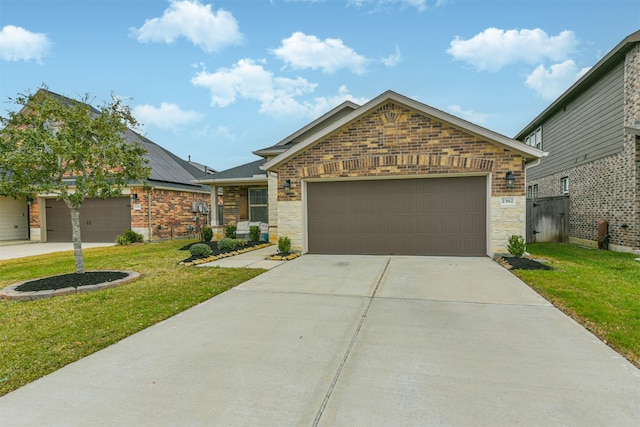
[
  {"x1": 225, "y1": 224, "x2": 237, "y2": 239},
  {"x1": 0, "y1": 240, "x2": 264, "y2": 396},
  {"x1": 217, "y1": 237, "x2": 237, "y2": 252},
  {"x1": 234, "y1": 239, "x2": 247, "y2": 248},
  {"x1": 0, "y1": 87, "x2": 151, "y2": 273},
  {"x1": 278, "y1": 236, "x2": 291, "y2": 254},
  {"x1": 507, "y1": 235, "x2": 526, "y2": 258},
  {"x1": 116, "y1": 229, "x2": 143, "y2": 245},
  {"x1": 189, "y1": 243, "x2": 212, "y2": 258},
  {"x1": 249, "y1": 225, "x2": 261, "y2": 242},
  {"x1": 515, "y1": 243, "x2": 640, "y2": 368},
  {"x1": 203, "y1": 227, "x2": 213, "y2": 242}
]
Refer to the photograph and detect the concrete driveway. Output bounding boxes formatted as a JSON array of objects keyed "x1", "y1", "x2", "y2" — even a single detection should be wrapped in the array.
[
  {"x1": 1, "y1": 255, "x2": 639, "y2": 426},
  {"x1": 0, "y1": 241, "x2": 115, "y2": 260}
]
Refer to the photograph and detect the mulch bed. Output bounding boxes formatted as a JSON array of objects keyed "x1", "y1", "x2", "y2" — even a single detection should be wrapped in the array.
[
  {"x1": 15, "y1": 271, "x2": 129, "y2": 292},
  {"x1": 497, "y1": 256, "x2": 554, "y2": 270},
  {"x1": 179, "y1": 240, "x2": 265, "y2": 263}
]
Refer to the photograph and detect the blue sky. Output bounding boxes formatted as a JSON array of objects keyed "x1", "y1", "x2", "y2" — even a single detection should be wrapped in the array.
[{"x1": 1, "y1": 0, "x2": 639, "y2": 171}]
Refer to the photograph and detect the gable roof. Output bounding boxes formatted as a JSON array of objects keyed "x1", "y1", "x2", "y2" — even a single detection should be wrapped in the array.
[
  {"x1": 516, "y1": 30, "x2": 640, "y2": 140},
  {"x1": 263, "y1": 90, "x2": 545, "y2": 171},
  {"x1": 253, "y1": 100, "x2": 359, "y2": 157}
]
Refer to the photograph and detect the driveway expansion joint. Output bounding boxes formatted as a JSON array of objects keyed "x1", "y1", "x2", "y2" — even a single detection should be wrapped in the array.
[{"x1": 312, "y1": 257, "x2": 391, "y2": 426}]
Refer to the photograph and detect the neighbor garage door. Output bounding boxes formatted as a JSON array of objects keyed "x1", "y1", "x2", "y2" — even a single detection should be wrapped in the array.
[
  {"x1": 307, "y1": 176, "x2": 486, "y2": 256},
  {"x1": 0, "y1": 196, "x2": 28, "y2": 240},
  {"x1": 45, "y1": 198, "x2": 131, "y2": 242}
]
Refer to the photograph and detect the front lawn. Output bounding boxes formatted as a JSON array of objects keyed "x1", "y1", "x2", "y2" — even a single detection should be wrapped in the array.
[
  {"x1": 514, "y1": 243, "x2": 640, "y2": 368},
  {"x1": 0, "y1": 240, "x2": 264, "y2": 396}
]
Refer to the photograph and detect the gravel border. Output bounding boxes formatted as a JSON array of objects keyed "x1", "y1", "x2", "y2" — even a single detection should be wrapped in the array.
[{"x1": 0, "y1": 271, "x2": 141, "y2": 301}]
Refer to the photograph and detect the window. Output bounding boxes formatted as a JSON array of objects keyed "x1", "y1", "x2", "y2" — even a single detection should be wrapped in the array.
[
  {"x1": 527, "y1": 185, "x2": 532, "y2": 198},
  {"x1": 533, "y1": 184, "x2": 539, "y2": 198},
  {"x1": 525, "y1": 126, "x2": 542, "y2": 150},
  {"x1": 528, "y1": 184, "x2": 539, "y2": 198},
  {"x1": 249, "y1": 188, "x2": 268, "y2": 222},
  {"x1": 561, "y1": 177, "x2": 569, "y2": 195}
]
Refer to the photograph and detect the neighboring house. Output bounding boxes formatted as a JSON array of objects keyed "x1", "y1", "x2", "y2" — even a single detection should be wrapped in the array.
[
  {"x1": 516, "y1": 30, "x2": 640, "y2": 252},
  {"x1": 197, "y1": 90, "x2": 544, "y2": 256},
  {"x1": 1, "y1": 90, "x2": 212, "y2": 243}
]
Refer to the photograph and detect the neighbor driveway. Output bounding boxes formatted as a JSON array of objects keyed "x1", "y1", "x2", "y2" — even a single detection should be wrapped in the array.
[
  {"x1": 0, "y1": 241, "x2": 115, "y2": 260},
  {"x1": 1, "y1": 255, "x2": 639, "y2": 426}
]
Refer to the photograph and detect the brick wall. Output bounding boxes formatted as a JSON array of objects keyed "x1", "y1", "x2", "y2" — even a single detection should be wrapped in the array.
[
  {"x1": 274, "y1": 101, "x2": 528, "y2": 254},
  {"x1": 277, "y1": 102, "x2": 525, "y2": 200},
  {"x1": 527, "y1": 44, "x2": 639, "y2": 250},
  {"x1": 132, "y1": 188, "x2": 210, "y2": 240}
]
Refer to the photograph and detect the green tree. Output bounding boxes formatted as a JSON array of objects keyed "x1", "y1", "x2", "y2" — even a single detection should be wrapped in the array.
[{"x1": 0, "y1": 88, "x2": 151, "y2": 273}]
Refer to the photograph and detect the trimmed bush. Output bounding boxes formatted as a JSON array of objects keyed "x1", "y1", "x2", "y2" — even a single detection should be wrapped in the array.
[
  {"x1": 189, "y1": 243, "x2": 212, "y2": 258},
  {"x1": 203, "y1": 227, "x2": 213, "y2": 242},
  {"x1": 508, "y1": 235, "x2": 526, "y2": 258},
  {"x1": 278, "y1": 236, "x2": 291, "y2": 254},
  {"x1": 217, "y1": 237, "x2": 237, "y2": 252},
  {"x1": 249, "y1": 225, "x2": 261, "y2": 242},
  {"x1": 115, "y1": 229, "x2": 144, "y2": 245},
  {"x1": 225, "y1": 224, "x2": 237, "y2": 239},
  {"x1": 234, "y1": 239, "x2": 247, "y2": 248}
]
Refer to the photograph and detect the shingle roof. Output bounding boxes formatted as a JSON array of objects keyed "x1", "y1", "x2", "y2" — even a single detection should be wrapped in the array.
[
  {"x1": 39, "y1": 90, "x2": 209, "y2": 192},
  {"x1": 196, "y1": 159, "x2": 267, "y2": 182}
]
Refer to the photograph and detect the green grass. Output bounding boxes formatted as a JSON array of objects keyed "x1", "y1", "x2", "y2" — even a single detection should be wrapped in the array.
[
  {"x1": 514, "y1": 243, "x2": 640, "y2": 368},
  {"x1": 0, "y1": 240, "x2": 264, "y2": 396}
]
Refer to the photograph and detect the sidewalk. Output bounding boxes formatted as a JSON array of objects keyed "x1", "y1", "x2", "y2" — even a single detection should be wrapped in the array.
[{"x1": 197, "y1": 245, "x2": 287, "y2": 270}]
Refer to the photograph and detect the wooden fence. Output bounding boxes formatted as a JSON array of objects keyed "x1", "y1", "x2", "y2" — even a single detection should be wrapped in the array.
[{"x1": 526, "y1": 196, "x2": 569, "y2": 243}]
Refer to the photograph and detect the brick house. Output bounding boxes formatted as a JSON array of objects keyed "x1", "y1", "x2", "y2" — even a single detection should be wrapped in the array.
[
  {"x1": 0, "y1": 90, "x2": 212, "y2": 243},
  {"x1": 198, "y1": 90, "x2": 544, "y2": 256},
  {"x1": 516, "y1": 30, "x2": 640, "y2": 252}
]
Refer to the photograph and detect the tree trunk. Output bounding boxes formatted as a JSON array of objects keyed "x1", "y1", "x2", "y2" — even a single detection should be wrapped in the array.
[{"x1": 69, "y1": 206, "x2": 85, "y2": 274}]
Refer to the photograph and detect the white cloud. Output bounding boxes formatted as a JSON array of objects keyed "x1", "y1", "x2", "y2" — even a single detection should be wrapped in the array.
[
  {"x1": 382, "y1": 45, "x2": 402, "y2": 67},
  {"x1": 447, "y1": 105, "x2": 491, "y2": 124},
  {"x1": 271, "y1": 32, "x2": 368, "y2": 75},
  {"x1": 447, "y1": 28, "x2": 579, "y2": 72},
  {"x1": 133, "y1": 102, "x2": 203, "y2": 130},
  {"x1": 0, "y1": 25, "x2": 51, "y2": 62},
  {"x1": 191, "y1": 60, "x2": 367, "y2": 119},
  {"x1": 130, "y1": 0, "x2": 242, "y2": 53},
  {"x1": 525, "y1": 60, "x2": 591, "y2": 100}
]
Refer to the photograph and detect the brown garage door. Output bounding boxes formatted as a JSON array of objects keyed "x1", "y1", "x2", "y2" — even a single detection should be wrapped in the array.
[
  {"x1": 307, "y1": 176, "x2": 486, "y2": 256},
  {"x1": 45, "y1": 198, "x2": 131, "y2": 242}
]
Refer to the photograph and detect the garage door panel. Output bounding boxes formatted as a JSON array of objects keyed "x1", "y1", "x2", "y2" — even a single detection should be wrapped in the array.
[
  {"x1": 46, "y1": 198, "x2": 131, "y2": 242},
  {"x1": 307, "y1": 177, "x2": 486, "y2": 256}
]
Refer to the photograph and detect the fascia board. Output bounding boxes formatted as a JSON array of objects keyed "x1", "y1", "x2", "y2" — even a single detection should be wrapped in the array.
[{"x1": 263, "y1": 90, "x2": 544, "y2": 171}]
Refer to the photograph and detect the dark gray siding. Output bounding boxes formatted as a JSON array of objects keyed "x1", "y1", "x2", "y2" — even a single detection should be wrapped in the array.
[{"x1": 528, "y1": 61, "x2": 625, "y2": 180}]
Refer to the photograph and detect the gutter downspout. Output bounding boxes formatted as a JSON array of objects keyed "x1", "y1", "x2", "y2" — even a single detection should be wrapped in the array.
[{"x1": 148, "y1": 187, "x2": 154, "y2": 241}]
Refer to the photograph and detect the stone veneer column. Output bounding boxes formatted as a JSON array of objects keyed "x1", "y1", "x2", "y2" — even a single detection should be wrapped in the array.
[
  {"x1": 268, "y1": 173, "x2": 279, "y2": 243},
  {"x1": 490, "y1": 196, "x2": 526, "y2": 254},
  {"x1": 277, "y1": 200, "x2": 303, "y2": 251}
]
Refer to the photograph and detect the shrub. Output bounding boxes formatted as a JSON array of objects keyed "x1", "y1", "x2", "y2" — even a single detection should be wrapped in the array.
[
  {"x1": 217, "y1": 237, "x2": 237, "y2": 252},
  {"x1": 225, "y1": 224, "x2": 237, "y2": 239},
  {"x1": 508, "y1": 235, "x2": 526, "y2": 258},
  {"x1": 249, "y1": 225, "x2": 261, "y2": 242},
  {"x1": 203, "y1": 227, "x2": 213, "y2": 242},
  {"x1": 278, "y1": 236, "x2": 291, "y2": 254},
  {"x1": 115, "y1": 229, "x2": 144, "y2": 245},
  {"x1": 234, "y1": 239, "x2": 247, "y2": 248},
  {"x1": 190, "y1": 243, "x2": 212, "y2": 258}
]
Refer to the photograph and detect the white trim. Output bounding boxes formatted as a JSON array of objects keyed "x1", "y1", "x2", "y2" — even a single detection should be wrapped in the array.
[
  {"x1": 263, "y1": 91, "x2": 546, "y2": 171},
  {"x1": 301, "y1": 173, "x2": 491, "y2": 256}
]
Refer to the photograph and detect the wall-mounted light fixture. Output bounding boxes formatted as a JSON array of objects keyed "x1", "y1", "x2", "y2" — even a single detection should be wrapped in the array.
[
  {"x1": 505, "y1": 171, "x2": 515, "y2": 189},
  {"x1": 131, "y1": 193, "x2": 139, "y2": 202},
  {"x1": 283, "y1": 179, "x2": 292, "y2": 195},
  {"x1": 26, "y1": 196, "x2": 34, "y2": 206}
]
